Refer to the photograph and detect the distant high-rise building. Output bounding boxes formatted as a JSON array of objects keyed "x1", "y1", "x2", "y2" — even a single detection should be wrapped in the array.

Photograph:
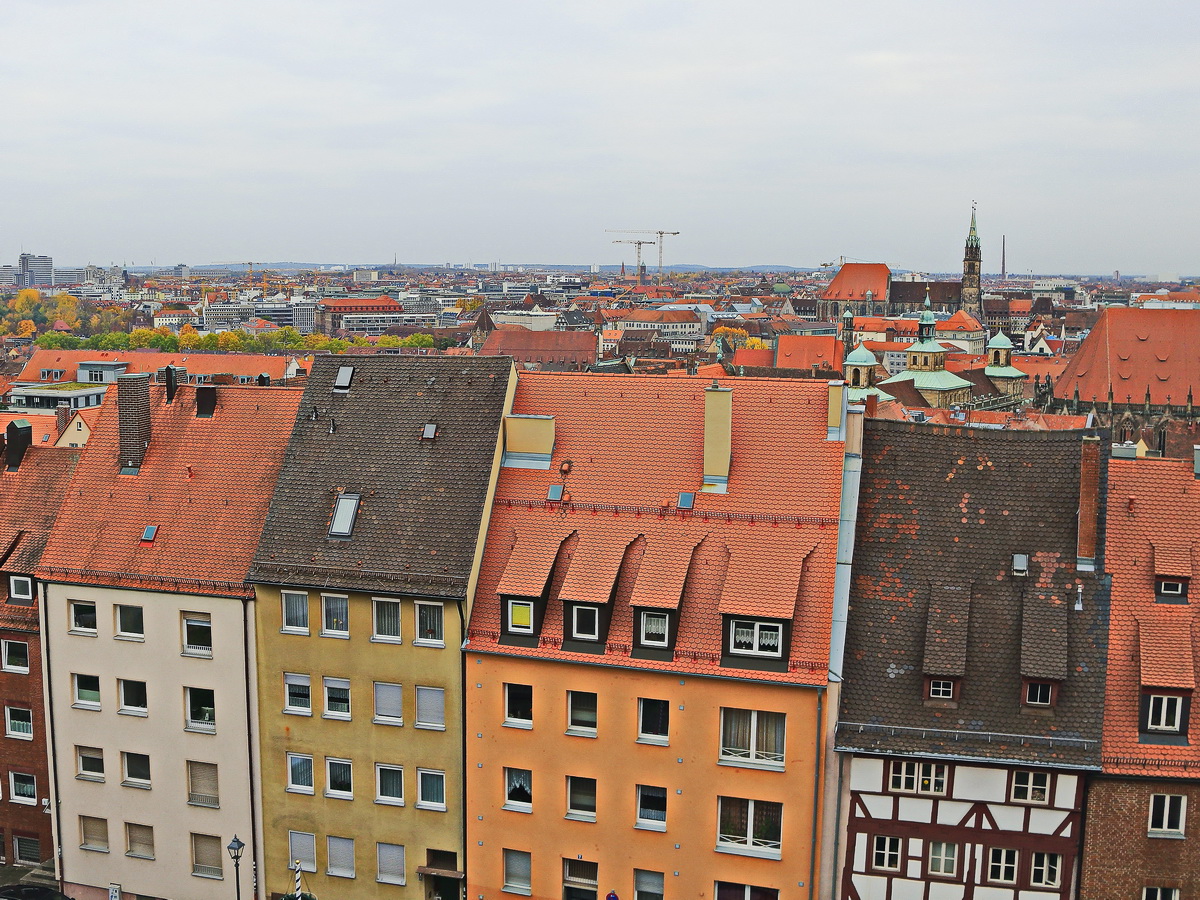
[
  {"x1": 18, "y1": 253, "x2": 53, "y2": 287},
  {"x1": 961, "y1": 206, "x2": 981, "y2": 315},
  {"x1": 0, "y1": 266, "x2": 17, "y2": 286}
]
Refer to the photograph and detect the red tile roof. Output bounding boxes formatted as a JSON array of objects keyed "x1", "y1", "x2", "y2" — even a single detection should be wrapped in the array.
[
  {"x1": 479, "y1": 330, "x2": 597, "y2": 359},
  {"x1": 1103, "y1": 458, "x2": 1200, "y2": 774},
  {"x1": 774, "y1": 335, "x2": 844, "y2": 371},
  {"x1": 465, "y1": 373, "x2": 846, "y2": 684},
  {"x1": 730, "y1": 348, "x2": 775, "y2": 368},
  {"x1": 821, "y1": 263, "x2": 890, "y2": 301},
  {"x1": 38, "y1": 384, "x2": 303, "y2": 597},
  {"x1": 18, "y1": 348, "x2": 299, "y2": 383},
  {"x1": 1054, "y1": 308, "x2": 1200, "y2": 406}
]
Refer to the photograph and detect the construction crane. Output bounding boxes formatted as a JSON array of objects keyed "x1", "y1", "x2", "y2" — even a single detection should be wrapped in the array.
[
  {"x1": 606, "y1": 229, "x2": 680, "y2": 283},
  {"x1": 611, "y1": 240, "x2": 656, "y2": 286}
]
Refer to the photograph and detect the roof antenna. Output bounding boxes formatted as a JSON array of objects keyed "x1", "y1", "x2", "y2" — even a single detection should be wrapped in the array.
[{"x1": 1074, "y1": 583, "x2": 1083, "y2": 611}]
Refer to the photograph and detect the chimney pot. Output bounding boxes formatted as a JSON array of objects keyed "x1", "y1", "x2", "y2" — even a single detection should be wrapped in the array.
[
  {"x1": 55, "y1": 402, "x2": 71, "y2": 438},
  {"x1": 5, "y1": 420, "x2": 32, "y2": 472}
]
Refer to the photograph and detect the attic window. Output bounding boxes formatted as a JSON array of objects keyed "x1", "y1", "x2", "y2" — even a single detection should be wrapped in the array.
[
  {"x1": 421, "y1": 424, "x2": 438, "y2": 440},
  {"x1": 1012, "y1": 554, "x2": 1029, "y2": 577},
  {"x1": 546, "y1": 484, "x2": 564, "y2": 502},
  {"x1": 1157, "y1": 579, "x2": 1189, "y2": 602},
  {"x1": 329, "y1": 492, "x2": 360, "y2": 538},
  {"x1": 141, "y1": 525, "x2": 158, "y2": 544},
  {"x1": 332, "y1": 366, "x2": 354, "y2": 393},
  {"x1": 677, "y1": 492, "x2": 695, "y2": 511}
]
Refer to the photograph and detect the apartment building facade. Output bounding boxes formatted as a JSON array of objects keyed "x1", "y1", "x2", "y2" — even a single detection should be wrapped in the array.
[
  {"x1": 38, "y1": 375, "x2": 301, "y2": 900},
  {"x1": 247, "y1": 356, "x2": 516, "y2": 900},
  {"x1": 465, "y1": 373, "x2": 856, "y2": 900}
]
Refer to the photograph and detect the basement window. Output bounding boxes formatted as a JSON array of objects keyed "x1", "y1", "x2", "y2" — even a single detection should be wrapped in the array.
[
  {"x1": 141, "y1": 525, "x2": 158, "y2": 544},
  {"x1": 332, "y1": 366, "x2": 354, "y2": 393},
  {"x1": 329, "y1": 493, "x2": 360, "y2": 538},
  {"x1": 421, "y1": 424, "x2": 438, "y2": 440}
]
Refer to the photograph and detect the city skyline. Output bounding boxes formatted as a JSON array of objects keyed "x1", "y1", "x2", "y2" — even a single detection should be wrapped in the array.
[{"x1": 1, "y1": 1, "x2": 1196, "y2": 275}]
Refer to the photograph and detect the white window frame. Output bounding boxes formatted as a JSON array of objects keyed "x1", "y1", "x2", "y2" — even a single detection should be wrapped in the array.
[
  {"x1": 4, "y1": 706, "x2": 32, "y2": 740},
  {"x1": 69, "y1": 599, "x2": 97, "y2": 635},
  {"x1": 571, "y1": 604, "x2": 600, "y2": 641},
  {"x1": 889, "y1": 760, "x2": 947, "y2": 795},
  {"x1": 114, "y1": 604, "x2": 144, "y2": 640},
  {"x1": 284, "y1": 673, "x2": 312, "y2": 715},
  {"x1": 1011, "y1": 769, "x2": 1050, "y2": 804},
  {"x1": 1149, "y1": 793, "x2": 1186, "y2": 836},
  {"x1": 8, "y1": 576, "x2": 33, "y2": 602},
  {"x1": 1159, "y1": 580, "x2": 1185, "y2": 596},
  {"x1": 414, "y1": 685, "x2": 445, "y2": 730},
  {"x1": 929, "y1": 679, "x2": 956, "y2": 699},
  {"x1": 640, "y1": 611, "x2": 669, "y2": 648},
  {"x1": 329, "y1": 492, "x2": 360, "y2": 537},
  {"x1": 413, "y1": 600, "x2": 445, "y2": 648},
  {"x1": 503, "y1": 848, "x2": 532, "y2": 895},
  {"x1": 9, "y1": 771, "x2": 36, "y2": 805},
  {"x1": 567, "y1": 690, "x2": 598, "y2": 736},
  {"x1": 325, "y1": 757, "x2": 353, "y2": 800},
  {"x1": 566, "y1": 775, "x2": 597, "y2": 822},
  {"x1": 928, "y1": 841, "x2": 957, "y2": 877},
  {"x1": 184, "y1": 686, "x2": 216, "y2": 732},
  {"x1": 871, "y1": 835, "x2": 901, "y2": 872},
  {"x1": 1026, "y1": 681, "x2": 1053, "y2": 706},
  {"x1": 728, "y1": 619, "x2": 783, "y2": 658},
  {"x1": 503, "y1": 767, "x2": 533, "y2": 813},
  {"x1": 1030, "y1": 851, "x2": 1062, "y2": 888},
  {"x1": 1144, "y1": 889, "x2": 1180, "y2": 900},
  {"x1": 988, "y1": 847, "x2": 1018, "y2": 884},
  {"x1": 377, "y1": 842, "x2": 406, "y2": 886},
  {"x1": 182, "y1": 613, "x2": 213, "y2": 658},
  {"x1": 507, "y1": 599, "x2": 534, "y2": 635},
  {"x1": 288, "y1": 830, "x2": 317, "y2": 873},
  {"x1": 118, "y1": 679, "x2": 148, "y2": 716},
  {"x1": 1, "y1": 640, "x2": 29, "y2": 674},
  {"x1": 375, "y1": 763, "x2": 404, "y2": 806},
  {"x1": 719, "y1": 707, "x2": 786, "y2": 767},
  {"x1": 323, "y1": 677, "x2": 351, "y2": 720},
  {"x1": 326, "y1": 834, "x2": 355, "y2": 879},
  {"x1": 637, "y1": 697, "x2": 670, "y2": 745},
  {"x1": 76, "y1": 745, "x2": 104, "y2": 781},
  {"x1": 635, "y1": 784, "x2": 667, "y2": 831},
  {"x1": 416, "y1": 768, "x2": 447, "y2": 811},
  {"x1": 717, "y1": 796, "x2": 783, "y2": 855},
  {"x1": 121, "y1": 751, "x2": 151, "y2": 788},
  {"x1": 281, "y1": 591, "x2": 309, "y2": 635},
  {"x1": 73, "y1": 673, "x2": 101, "y2": 710},
  {"x1": 373, "y1": 681, "x2": 404, "y2": 726},
  {"x1": 1148, "y1": 694, "x2": 1184, "y2": 732},
  {"x1": 372, "y1": 598, "x2": 402, "y2": 644},
  {"x1": 286, "y1": 753, "x2": 314, "y2": 795},
  {"x1": 504, "y1": 683, "x2": 533, "y2": 728},
  {"x1": 321, "y1": 594, "x2": 350, "y2": 638}
]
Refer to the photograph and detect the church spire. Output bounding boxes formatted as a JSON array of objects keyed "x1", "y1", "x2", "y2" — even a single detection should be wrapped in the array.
[
  {"x1": 961, "y1": 203, "x2": 982, "y2": 316},
  {"x1": 966, "y1": 202, "x2": 980, "y2": 250}
]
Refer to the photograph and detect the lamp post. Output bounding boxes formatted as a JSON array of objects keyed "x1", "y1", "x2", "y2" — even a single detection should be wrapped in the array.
[{"x1": 227, "y1": 835, "x2": 245, "y2": 900}]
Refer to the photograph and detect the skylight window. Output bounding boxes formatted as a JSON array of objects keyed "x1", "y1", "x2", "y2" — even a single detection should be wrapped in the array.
[
  {"x1": 141, "y1": 526, "x2": 158, "y2": 543},
  {"x1": 332, "y1": 366, "x2": 354, "y2": 393},
  {"x1": 677, "y1": 492, "x2": 696, "y2": 511},
  {"x1": 1012, "y1": 553, "x2": 1029, "y2": 577},
  {"x1": 422, "y1": 424, "x2": 438, "y2": 440},
  {"x1": 329, "y1": 493, "x2": 360, "y2": 538},
  {"x1": 547, "y1": 484, "x2": 564, "y2": 502}
]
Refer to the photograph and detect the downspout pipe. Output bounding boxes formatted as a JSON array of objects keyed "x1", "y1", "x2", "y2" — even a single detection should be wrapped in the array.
[{"x1": 40, "y1": 581, "x2": 67, "y2": 893}]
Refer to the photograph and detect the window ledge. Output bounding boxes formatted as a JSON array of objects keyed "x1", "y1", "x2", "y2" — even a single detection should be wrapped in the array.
[
  {"x1": 286, "y1": 787, "x2": 315, "y2": 795},
  {"x1": 181, "y1": 650, "x2": 213, "y2": 659},
  {"x1": 10, "y1": 798, "x2": 37, "y2": 806},
  {"x1": 412, "y1": 640, "x2": 446, "y2": 649},
  {"x1": 565, "y1": 728, "x2": 597, "y2": 739},
  {"x1": 502, "y1": 886, "x2": 533, "y2": 896},
  {"x1": 414, "y1": 723, "x2": 446, "y2": 732},
  {"x1": 503, "y1": 720, "x2": 533, "y2": 730},
  {"x1": 373, "y1": 717, "x2": 403, "y2": 727},
  {"x1": 191, "y1": 872, "x2": 224, "y2": 880},
  {"x1": 326, "y1": 871, "x2": 355, "y2": 879},
  {"x1": 2, "y1": 668, "x2": 30, "y2": 676},
  {"x1": 375, "y1": 798, "x2": 405, "y2": 807},
  {"x1": 121, "y1": 780, "x2": 152, "y2": 790},
  {"x1": 126, "y1": 852, "x2": 155, "y2": 860},
  {"x1": 6, "y1": 732, "x2": 33, "y2": 742},
  {"x1": 322, "y1": 714, "x2": 352, "y2": 722},
  {"x1": 80, "y1": 846, "x2": 109, "y2": 853},
  {"x1": 114, "y1": 635, "x2": 145, "y2": 643},
  {"x1": 502, "y1": 803, "x2": 533, "y2": 814},
  {"x1": 635, "y1": 821, "x2": 667, "y2": 832},
  {"x1": 75, "y1": 774, "x2": 104, "y2": 783},
  {"x1": 717, "y1": 758, "x2": 785, "y2": 773},
  {"x1": 68, "y1": 629, "x2": 98, "y2": 638},
  {"x1": 636, "y1": 737, "x2": 669, "y2": 747},
  {"x1": 319, "y1": 632, "x2": 350, "y2": 640},
  {"x1": 324, "y1": 791, "x2": 353, "y2": 801},
  {"x1": 564, "y1": 812, "x2": 596, "y2": 823},
  {"x1": 415, "y1": 802, "x2": 447, "y2": 812},
  {"x1": 71, "y1": 703, "x2": 101, "y2": 712},
  {"x1": 378, "y1": 878, "x2": 407, "y2": 887},
  {"x1": 1147, "y1": 831, "x2": 1186, "y2": 840},
  {"x1": 184, "y1": 725, "x2": 217, "y2": 735},
  {"x1": 118, "y1": 709, "x2": 149, "y2": 718},
  {"x1": 283, "y1": 709, "x2": 313, "y2": 717},
  {"x1": 280, "y1": 628, "x2": 311, "y2": 637},
  {"x1": 370, "y1": 637, "x2": 404, "y2": 646},
  {"x1": 715, "y1": 844, "x2": 782, "y2": 861}
]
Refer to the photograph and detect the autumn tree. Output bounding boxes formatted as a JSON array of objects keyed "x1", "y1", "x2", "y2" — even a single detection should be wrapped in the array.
[{"x1": 713, "y1": 326, "x2": 750, "y2": 349}]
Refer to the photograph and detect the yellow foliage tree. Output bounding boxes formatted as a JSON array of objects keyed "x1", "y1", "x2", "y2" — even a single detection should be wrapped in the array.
[
  {"x1": 744, "y1": 337, "x2": 769, "y2": 350},
  {"x1": 16, "y1": 319, "x2": 37, "y2": 337},
  {"x1": 713, "y1": 326, "x2": 750, "y2": 349},
  {"x1": 129, "y1": 328, "x2": 156, "y2": 348}
]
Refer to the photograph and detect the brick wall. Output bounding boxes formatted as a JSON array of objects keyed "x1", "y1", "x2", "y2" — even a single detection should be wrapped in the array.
[
  {"x1": 1082, "y1": 776, "x2": 1200, "y2": 898},
  {"x1": 0, "y1": 619, "x2": 53, "y2": 863}
]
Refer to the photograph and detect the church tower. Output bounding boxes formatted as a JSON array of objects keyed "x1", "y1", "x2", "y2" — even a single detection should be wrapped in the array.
[{"x1": 961, "y1": 204, "x2": 982, "y2": 316}]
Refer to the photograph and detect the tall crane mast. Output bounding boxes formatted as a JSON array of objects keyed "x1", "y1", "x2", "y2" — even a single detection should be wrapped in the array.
[
  {"x1": 611, "y1": 240, "x2": 656, "y2": 286},
  {"x1": 606, "y1": 229, "x2": 680, "y2": 283}
]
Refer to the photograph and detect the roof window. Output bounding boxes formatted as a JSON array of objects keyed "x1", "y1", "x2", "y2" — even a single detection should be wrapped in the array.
[
  {"x1": 1012, "y1": 553, "x2": 1029, "y2": 577},
  {"x1": 547, "y1": 484, "x2": 564, "y2": 502},
  {"x1": 141, "y1": 525, "x2": 158, "y2": 544},
  {"x1": 677, "y1": 492, "x2": 695, "y2": 511},
  {"x1": 421, "y1": 424, "x2": 438, "y2": 440},
  {"x1": 332, "y1": 366, "x2": 354, "y2": 393},
  {"x1": 329, "y1": 492, "x2": 360, "y2": 538}
]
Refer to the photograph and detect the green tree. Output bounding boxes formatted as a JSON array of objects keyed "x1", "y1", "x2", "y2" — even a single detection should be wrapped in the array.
[{"x1": 129, "y1": 328, "x2": 156, "y2": 349}]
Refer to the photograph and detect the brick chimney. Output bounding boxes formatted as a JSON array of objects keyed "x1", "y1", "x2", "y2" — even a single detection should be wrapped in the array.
[
  {"x1": 1077, "y1": 435, "x2": 1100, "y2": 571},
  {"x1": 117, "y1": 373, "x2": 153, "y2": 473},
  {"x1": 55, "y1": 402, "x2": 71, "y2": 438}
]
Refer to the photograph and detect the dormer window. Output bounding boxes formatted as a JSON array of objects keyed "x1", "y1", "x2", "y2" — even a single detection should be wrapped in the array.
[
  {"x1": 332, "y1": 366, "x2": 354, "y2": 393},
  {"x1": 8, "y1": 577, "x2": 33, "y2": 604},
  {"x1": 1145, "y1": 693, "x2": 1186, "y2": 734},
  {"x1": 1156, "y1": 578, "x2": 1188, "y2": 602},
  {"x1": 506, "y1": 599, "x2": 535, "y2": 636},
  {"x1": 927, "y1": 678, "x2": 959, "y2": 702},
  {"x1": 640, "y1": 612, "x2": 669, "y2": 648},
  {"x1": 728, "y1": 619, "x2": 783, "y2": 658},
  {"x1": 1023, "y1": 680, "x2": 1058, "y2": 708},
  {"x1": 329, "y1": 493, "x2": 360, "y2": 538},
  {"x1": 570, "y1": 605, "x2": 600, "y2": 642}
]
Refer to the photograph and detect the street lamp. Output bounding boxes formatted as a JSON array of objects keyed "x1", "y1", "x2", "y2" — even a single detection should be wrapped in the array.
[{"x1": 227, "y1": 835, "x2": 245, "y2": 900}]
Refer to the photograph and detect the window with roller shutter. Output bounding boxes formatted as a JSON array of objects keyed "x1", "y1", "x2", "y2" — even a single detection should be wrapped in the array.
[
  {"x1": 327, "y1": 835, "x2": 355, "y2": 878},
  {"x1": 377, "y1": 842, "x2": 406, "y2": 885},
  {"x1": 80, "y1": 816, "x2": 108, "y2": 851},
  {"x1": 126, "y1": 823, "x2": 154, "y2": 859},
  {"x1": 415, "y1": 685, "x2": 444, "y2": 729},
  {"x1": 191, "y1": 833, "x2": 223, "y2": 878},
  {"x1": 503, "y1": 849, "x2": 532, "y2": 894},
  {"x1": 374, "y1": 682, "x2": 403, "y2": 725},
  {"x1": 187, "y1": 761, "x2": 219, "y2": 808},
  {"x1": 289, "y1": 831, "x2": 316, "y2": 872}
]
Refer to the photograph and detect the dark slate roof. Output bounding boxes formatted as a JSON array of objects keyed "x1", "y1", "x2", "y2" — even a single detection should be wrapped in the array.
[
  {"x1": 247, "y1": 356, "x2": 512, "y2": 598},
  {"x1": 890, "y1": 281, "x2": 962, "y2": 308},
  {"x1": 836, "y1": 421, "x2": 1109, "y2": 768}
]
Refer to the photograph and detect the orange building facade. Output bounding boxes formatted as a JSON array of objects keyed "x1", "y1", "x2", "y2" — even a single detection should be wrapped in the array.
[{"x1": 464, "y1": 372, "x2": 856, "y2": 900}]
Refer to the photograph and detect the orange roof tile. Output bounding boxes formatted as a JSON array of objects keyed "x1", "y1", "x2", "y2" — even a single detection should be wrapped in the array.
[
  {"x1": 18, "y1": 348, "x2": 298, "y2": 383},
  {"x1": 731, "y1": 348, "x2": 775, "y2": 368},
  {"x1": 775, "y1": 335, "x2": 844, "y2": 370},
  {"x1": 821, "y1": 263, "x2": 890, "y2": 301},
  {"x1": 1138, "y1": 617, "x2": 1195, "y2": 689},
  {"x1": 1152, "y1": 541, "x2": 1193, "y2": 578}
]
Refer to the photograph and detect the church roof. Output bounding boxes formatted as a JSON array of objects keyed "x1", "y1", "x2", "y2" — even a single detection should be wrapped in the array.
[
  {"x1": 987, "y1": 330, "x2": 1014, "y2": 350},
  {"x1": 846, "y1": 343, "x2": 878, "y2": 366},
  {"x1": 821, "y1": 263, "x2": 890, "y2": 302}
]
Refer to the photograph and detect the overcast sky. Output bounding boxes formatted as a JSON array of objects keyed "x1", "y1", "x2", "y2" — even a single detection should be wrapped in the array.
[{"x1": 2, "y1": 0, "x2": 1197, "y2": 275}]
